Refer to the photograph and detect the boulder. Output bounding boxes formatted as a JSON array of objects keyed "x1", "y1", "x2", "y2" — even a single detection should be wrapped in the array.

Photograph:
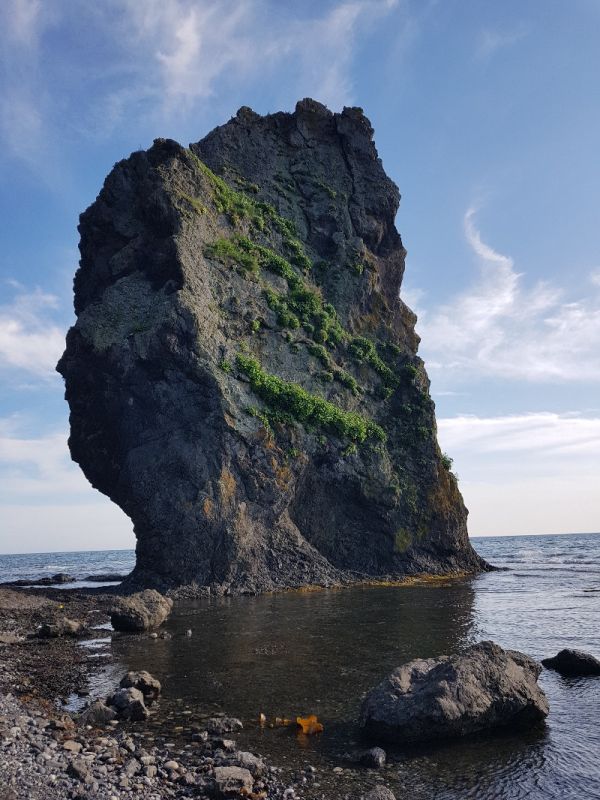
[
  {"x1": 360, "y1": 641, "x2": 548, "y2": 744},
  {"x1": 213, "y1": 766, "x2": 254, "y2": 796},
  {"x1": 119, "y1": 670, "x2": 161, "y2": 703},
  {"x1": 542, "y1": 648, "x2": 600, "y2": 676},
  {"x1": 78, "y1": 700, "x2": 117, "y2": 727},
  {"x1": 110, "y1": 590, "x2": 173, "y2": 631},
  {"x1": 108, "y1": 687, "x2": 149, "y2": 721}
]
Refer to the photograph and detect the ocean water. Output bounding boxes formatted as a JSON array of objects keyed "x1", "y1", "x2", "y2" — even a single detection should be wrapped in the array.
[
  {"x1": 0, "y1": 548, "x2": 135, "y2": 586},
  {"x1": 2, "y1": 533, "x2": 599, "y2": 798}
]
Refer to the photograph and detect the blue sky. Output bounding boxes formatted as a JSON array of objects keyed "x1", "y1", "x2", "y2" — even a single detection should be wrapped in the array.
[{"x1": 0, "y1": 0, "x2": 599, "y2": 553}]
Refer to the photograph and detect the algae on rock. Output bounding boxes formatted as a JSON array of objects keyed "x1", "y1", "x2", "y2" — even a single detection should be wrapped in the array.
[{"x1": 57, "y1": 99, "x2": 486, "y2": 593}]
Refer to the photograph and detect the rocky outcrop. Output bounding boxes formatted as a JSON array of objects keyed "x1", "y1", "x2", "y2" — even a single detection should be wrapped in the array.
[
  {"x1": 542, "y1": 649, "x2": 600, "y2": 676},
  {"x1": 360, "y1": 641, "x2": 548, "y2": 744},
  {"x1": 58, "y1": 99, "x2": 487, "y2": 594},
  {"x1": 110, "y1": 590, "x2": 172, "y2": 631}
]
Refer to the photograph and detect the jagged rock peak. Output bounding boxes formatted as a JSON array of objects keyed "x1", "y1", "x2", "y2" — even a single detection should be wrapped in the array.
[{"x1": 57, "y1": 99, "x2": 487, "y2": 594}]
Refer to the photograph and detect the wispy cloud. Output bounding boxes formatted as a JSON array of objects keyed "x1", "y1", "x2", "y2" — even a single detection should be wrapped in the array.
[
  {"x1": 0, "y1": 284, "x2": 66, "y2": 379},
  {"x1": 475, "y1": 24, "x2": 528, "y2": 61},
  {"x1": 413, "y1": 207, "x2": 600, "y2": 383},
  {"x1": 118, "y1": 0, "x2": 399, "y2": 111},
  {"x1": 1, "y1": 0, "x2": 401, "y2": 162}
]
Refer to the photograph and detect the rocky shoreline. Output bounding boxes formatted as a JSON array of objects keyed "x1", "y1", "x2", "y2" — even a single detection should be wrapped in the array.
[{"x1": 0, "y1": 586, "x2": 394, "y2": 800}]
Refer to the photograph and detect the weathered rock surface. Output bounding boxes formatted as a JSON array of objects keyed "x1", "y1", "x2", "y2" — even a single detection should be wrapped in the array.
[
  {"x1": 360, "y1": 640, "x2": 548, "y2": 744},
  {"x1": 110, "y1": 590, "x2": 172, "y2": 631},
  {"x1": 58, "y1": 98, "x2": 487, "y2": 594},
  {"x1": 542, "y1": 648, "x2": 600, "y2": 676},
  {"x1": 107, "y1": 687, "x2": 149, "y2": 721},
  {"x1": 119, "y1": 670, "x2": 161, "y2": 702},
  {"x1": 77, "y1": 699, "x2": 117, "y2": 727}
]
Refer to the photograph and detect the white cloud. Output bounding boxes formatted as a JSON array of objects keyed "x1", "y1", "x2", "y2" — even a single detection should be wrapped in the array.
[
  {"x1": 414, "y1": 207, "x2": 600, "y2": 383},
  {"x1": 0, "y1": 285, "x2": 66, "y2": 379},
  {"x1": 437, "y1": 412, "x2": 600, "y2": 536}
]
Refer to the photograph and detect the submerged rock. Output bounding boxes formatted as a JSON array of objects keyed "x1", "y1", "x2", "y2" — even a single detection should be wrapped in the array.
[
  {"x1": 58, "y1": 99, "x2": 488, "y2": 594},
  {"x1": 110, "y1": 590, "x2": 173, "y2": 631},
  {"x1": 360, "y1": 640, "x2": 548, "y2": 744},
  {"x1": 119, "y1": 670, "x2": 161, "y2": 703},
  {"x1": 542, "y1": 649, "x2": 600, "y2": 676}
]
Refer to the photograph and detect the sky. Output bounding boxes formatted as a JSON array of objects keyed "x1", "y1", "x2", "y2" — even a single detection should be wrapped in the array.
[{"x1": 0, "y1": 0, "x2": 599, "y2": 553}]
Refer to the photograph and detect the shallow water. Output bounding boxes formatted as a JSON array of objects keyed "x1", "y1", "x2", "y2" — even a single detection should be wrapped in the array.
[{"x1": 106, "y1": 532, "x2": 600, "y2": 800}]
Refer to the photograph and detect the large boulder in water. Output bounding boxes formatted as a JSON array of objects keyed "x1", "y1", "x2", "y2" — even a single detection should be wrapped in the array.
[
  {"x1": 110, "y1": 590, "x2": 172, "y2": 631},
  {"x1": 542, "y1": 648, "x2": 600, "y2": 676},
  {"x1": 57, "y1": 99, "x2": 488, "y2": 594},
  {"x1": 360, "y1": 640, "x2": 548, "y2": 744}
]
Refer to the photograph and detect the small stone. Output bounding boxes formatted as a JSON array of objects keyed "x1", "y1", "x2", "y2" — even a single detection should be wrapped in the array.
[
  {"x1": 68, "y1": 759, "x2": 91, "y2": 783},
  {"x1": 164, "y1": 759, "x2": 179, "y2": 770},
  {"x1": 63, "y1": 739, "x2": 82, "y2": 753},
  {"x1": 123, "y1": 758, "x2": 141, "y2": 777},
  {"x1": 144, "y1": 765, "x2": 157, "y2": 778}
]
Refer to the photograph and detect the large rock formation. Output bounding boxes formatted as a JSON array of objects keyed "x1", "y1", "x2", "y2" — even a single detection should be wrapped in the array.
[{"x1": 58, "y1": 99, "x2": 486, "y2": 594}]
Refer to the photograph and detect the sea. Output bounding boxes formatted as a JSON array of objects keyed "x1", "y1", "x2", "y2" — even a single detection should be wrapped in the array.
[{"x1": 1, "y1": 533, "x2": 599, "y2": 799}]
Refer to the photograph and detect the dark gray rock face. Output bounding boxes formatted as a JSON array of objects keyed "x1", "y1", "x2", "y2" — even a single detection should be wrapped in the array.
[
  {"x1": 542, "y1": 649, "x2": 600, "y2": 676},
  {"x1": 360, "y1": 641, "x2": 548, "y2": 744},
  {"x1": 58, "y1": 99, "x2": 487, "y2": 594},
  {"x1": 110, "y1": 590, "x2": 172, "y2": 631}
]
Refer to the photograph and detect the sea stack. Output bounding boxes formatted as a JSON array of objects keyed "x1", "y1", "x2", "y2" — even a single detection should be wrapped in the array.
[{"x1": 57, "y1": 99, "x2": 486, "y2": 593}]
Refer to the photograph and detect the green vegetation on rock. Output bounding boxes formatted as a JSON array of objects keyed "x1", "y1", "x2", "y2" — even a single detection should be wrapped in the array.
[{"x1": 236, "y1": 354, "x2": 386, "y2": 443}]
